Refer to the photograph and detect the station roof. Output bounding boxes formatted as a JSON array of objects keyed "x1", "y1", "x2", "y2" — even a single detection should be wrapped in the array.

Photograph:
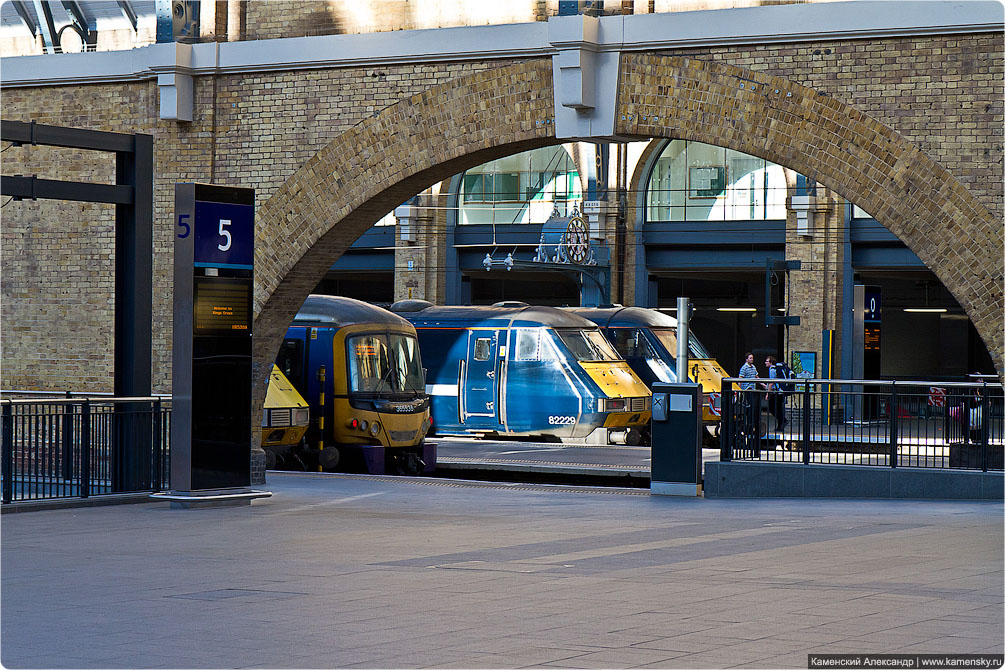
[{"x1": 1, "y1": 1, "x2": 153, "y2": 42}]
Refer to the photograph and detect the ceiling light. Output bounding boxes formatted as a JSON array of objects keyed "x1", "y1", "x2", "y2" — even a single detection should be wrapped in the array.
[
  {"x1": 717, "y1": 307, "x2": 756, "y2": 312},
  {"x1": 904, "y1": 308, "x2": 947, "y2": 313}
]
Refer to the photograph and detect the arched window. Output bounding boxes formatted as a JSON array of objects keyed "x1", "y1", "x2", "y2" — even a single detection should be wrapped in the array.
[
  {"x1": 459, "y1": 146, "x2": 582, "y2": 225},
  {"x1": 646, "y1": 140, "x2": 789, "y2": 222}
]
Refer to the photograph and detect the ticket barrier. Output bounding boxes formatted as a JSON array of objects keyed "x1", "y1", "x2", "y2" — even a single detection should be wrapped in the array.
[{"x1": 651, "y1": 382, "x2": 702, "y2": 496}]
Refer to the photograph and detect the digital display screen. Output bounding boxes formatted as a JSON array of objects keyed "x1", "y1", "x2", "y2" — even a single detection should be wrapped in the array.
[
  {"x1": 194, "y1": 277, "x2": 252, "y2": 336},
  {"x1": 865, "y1": 326, "x2": 881, "y2": 351}
]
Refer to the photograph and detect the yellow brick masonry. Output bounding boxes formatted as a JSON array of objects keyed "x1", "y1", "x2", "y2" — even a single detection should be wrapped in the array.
[
  {"x1": 615, "y1": 53, "x2": 1002, "y2": 373},
  {"x1": 2, "y1": 34, "x2": 1002, "y2": 403}
]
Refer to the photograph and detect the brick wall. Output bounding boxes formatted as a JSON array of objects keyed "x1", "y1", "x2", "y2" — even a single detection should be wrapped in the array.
[
  {"x1": 2, "y1": 32, "x2": 1001, "y2": 399},
  {"x1": 244, "y1": 0, "x2": 552, "y2": 40},
  {"x1": 665, "y1": 34, "x2": 1004, "y2": 222},
  {"x1": 617, "y1": 52, "x2": 1002, "y2": 372}
]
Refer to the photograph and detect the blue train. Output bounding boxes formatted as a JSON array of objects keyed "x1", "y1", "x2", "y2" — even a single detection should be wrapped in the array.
[
  {"x1": 275, "y1": 295, "x2": 434, "y2": 475},
  {"x1": 389, "y1": 300, "x2": 651, "y2": 443}
]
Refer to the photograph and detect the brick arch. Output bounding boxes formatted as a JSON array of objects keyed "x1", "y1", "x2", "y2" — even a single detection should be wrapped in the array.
[
  {"x1": 253, "y1": 59, "x2": 560, "y2": 395},
  {"x1": 616, "y1": 53, "x2": 1002, "y2": 373},
  {"x1": 256, "y1": 55, "x2": 1002, "y2": 401}
]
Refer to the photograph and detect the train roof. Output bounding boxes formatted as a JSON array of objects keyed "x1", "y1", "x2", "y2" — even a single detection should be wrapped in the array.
[
  {"x1": 292, "y1": 295, "x2": 414, "y2": 330},
  {"x1": 567, "y1": 306, "x2": 678, "y2": 329},
  {"x1": 390, "y1": 300, "x2": 597, "y2": 329}
]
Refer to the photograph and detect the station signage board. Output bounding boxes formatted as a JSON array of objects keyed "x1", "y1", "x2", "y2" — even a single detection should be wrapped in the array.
[{"x1": 172, "y1": 184, "x2": 255, "y2": 493}]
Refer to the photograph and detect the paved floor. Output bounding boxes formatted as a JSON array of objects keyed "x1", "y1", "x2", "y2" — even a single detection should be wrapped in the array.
[{"x1": 2, "y1": 472, "x2": 1002, "y2": 669}]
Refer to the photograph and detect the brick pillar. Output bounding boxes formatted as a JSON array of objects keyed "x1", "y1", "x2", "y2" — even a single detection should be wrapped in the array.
[
  {"x1": 394, "y1": 193, "x2": 441, "y2": 303},
  {"x1": 785, "y1": 185, "x2": 845, "y2": 373}
]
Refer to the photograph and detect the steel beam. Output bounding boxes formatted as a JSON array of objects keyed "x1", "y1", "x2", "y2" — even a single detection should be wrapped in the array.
[
  {"x1": 11, "y1": 1, "x2": 37, "y2": 37},
  {"x1": 117, "y1": 0, "x2": 138, "y2": 31},
  {"x1": 31, "y1": 0, "x2": 59, "y2": 53},
  {"x1": 1, "y1": 120, "x2": 136, "y2": 153},
  {"x1": 1, "y1": 175, "x2": 133, "y2": 204}
]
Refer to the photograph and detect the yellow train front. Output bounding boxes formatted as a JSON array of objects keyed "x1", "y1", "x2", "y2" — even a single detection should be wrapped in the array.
[
  {"x1": 275, "y1": 295, "x2": 434, "y2": 475},
  {"x1": 570, "y1": 306, "x2": 728, "y2": 444},
  {"x1": 261, "y1": 365, "x2": 311, "y2": 469}
]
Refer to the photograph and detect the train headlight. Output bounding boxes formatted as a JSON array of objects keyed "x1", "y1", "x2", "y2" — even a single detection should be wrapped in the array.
[
  {"x1": 266, "y1": 429, "x2": 285, "y2": 442},
  {"x1": 370, "y1": 422, "x2": 381, "y2": 436},
  {"x1": 293, "y1": 408, "x2": 309, "y2": 426},
  {"x1": 360, "y1": 420, "x2": 369, "y2": 432}
]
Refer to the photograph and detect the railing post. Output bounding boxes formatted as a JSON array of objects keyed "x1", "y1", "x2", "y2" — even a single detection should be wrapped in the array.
[
  {"x1": 802, "y1": 379, "x2": 811, "y2": 465},
  {"x1": 980, "y1": 382, "x2": 989, "y2": 473},
  {"x1": 889, "y1": 382, "x2": 898, "y2": 468},
  {"x1": 61, "y1": 391, "x2": 74, "y2": 481},
  {"x1": 153, "y1": 399, "x2": 162, "y2": 492},
  {"x1": 3, "y1": 402, "x2": 13, "y2": 505},
  {"x1": 80, "y1": 401, "x2": 91, "y2": 499},
  {"x1": 721, "y1": 379, "x2": 732, "y2": 462}
]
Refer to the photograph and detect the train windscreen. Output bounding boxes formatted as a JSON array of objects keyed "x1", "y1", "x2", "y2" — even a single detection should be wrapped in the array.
[
  {"x1": 650, "y1": 328, "x2": 713, "y2": 360},
  {"x1": 348, "y1": 333, "x2": 424, "y2": 394},
  {"x1": 555, "y1": 329, "x2": 620, "y2": 362}
]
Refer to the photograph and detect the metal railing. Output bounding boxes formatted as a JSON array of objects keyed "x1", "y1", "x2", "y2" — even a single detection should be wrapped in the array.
[
  {"x1": 721, "y1": 378, "x2": 1003, "y2": 472},
  {"x1": 1, "y1": 395, "x2": 171, "y2": 504}
]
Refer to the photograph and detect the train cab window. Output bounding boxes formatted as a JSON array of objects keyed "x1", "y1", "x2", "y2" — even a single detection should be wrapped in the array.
[
  {"x1": 608, "y1": 328, "x2": 656, "y2": 360},
  {"x1": 277, "y1": 339, "x2": 305, "y2": 390},
  {"x1": 555, "y1": 329, "x2": 620, "y2": 362},
  {"x1": 347, "y1": 334, "x2": 391, "y2": 393},
  {"x1": 390, "y1": 334, "x2": 425, "y2": 392},
  {"x1": 514, "y1": 329, "x2": 560, "y2": 361},
  {"x1": 650, "y1": 328, "x2": 713, "y2": 360},
  {"x1": 473, "y1": 338, "x2": 492, "y2": 361},
  {"x1": 513, "y1": 329, "x2": 539, "y2": 360}
]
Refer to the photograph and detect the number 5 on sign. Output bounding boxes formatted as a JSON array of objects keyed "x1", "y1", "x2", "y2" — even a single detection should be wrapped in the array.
[{"x1": 218, "y1": 219, "x2": 232, "y2": 251}]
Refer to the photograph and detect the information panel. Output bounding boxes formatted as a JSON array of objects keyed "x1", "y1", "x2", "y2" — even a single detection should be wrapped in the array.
[
  {"x1": 193, "y1": 277, "x2": 252, "y2": 336},
  {"x1": 172, "y1": 183, "x2": 255, "y2": 493}
]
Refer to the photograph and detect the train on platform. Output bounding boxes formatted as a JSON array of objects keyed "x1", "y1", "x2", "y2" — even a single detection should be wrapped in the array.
[
  {"x1": 390, "y1": 300, "x2": 651, "y2": 444},
  {"x1": 273, "y1": 295, "x2": 434, "y2": 475},
  {"x1": 260, "y1": 365, "x2": 311, "y2": 467},
  {"x1": 568, "y1": 306, "x2": 728, "y2": 445}
]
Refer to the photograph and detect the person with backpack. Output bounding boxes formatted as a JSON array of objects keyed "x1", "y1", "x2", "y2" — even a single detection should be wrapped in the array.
[{"x1": 764, "y1": 355, "x2": 790, "y2": 431}]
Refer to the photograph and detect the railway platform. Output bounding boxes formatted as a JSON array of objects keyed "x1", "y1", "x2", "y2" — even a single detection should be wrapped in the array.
[{"x1": 2, "y1": 471, "x2": 1001, "y2": 669}]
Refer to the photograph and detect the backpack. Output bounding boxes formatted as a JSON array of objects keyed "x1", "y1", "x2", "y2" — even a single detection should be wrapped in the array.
[{"x1": 774, "y1": 363, "x2": 795, "y2": 396}]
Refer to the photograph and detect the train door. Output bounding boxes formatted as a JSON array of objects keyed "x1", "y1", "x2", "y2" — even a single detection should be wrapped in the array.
[{"x1": 462, "y1": 330, "x2": 499, "y2": 425}]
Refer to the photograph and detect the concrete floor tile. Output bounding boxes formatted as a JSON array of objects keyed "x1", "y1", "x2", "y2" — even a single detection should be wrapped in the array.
[{"x1": 2, "y1": 475, "x2": 1001, "y2": 669}]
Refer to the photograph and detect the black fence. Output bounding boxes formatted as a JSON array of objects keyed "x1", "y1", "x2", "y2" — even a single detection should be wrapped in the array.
[
  {"x1": 721, "y1": 379, "x2": 1004, "y2": 472},
  {"x1": 1, "y1": 394, "x2": 170, "y2": 504}
]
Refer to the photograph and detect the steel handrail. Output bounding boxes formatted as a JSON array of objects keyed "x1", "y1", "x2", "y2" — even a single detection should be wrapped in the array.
[
  {"x1": 0, "y1": 396, "x2": 171, "y2": 407},
  {"x1": 723, "y1": 377, "x2": 1002, "y2": 389}
]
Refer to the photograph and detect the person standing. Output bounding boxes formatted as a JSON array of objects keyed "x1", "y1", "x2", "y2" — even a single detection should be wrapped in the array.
[
  {"x1": 764, "y1": 355, "x2": 788, "y2": 431},
  {"x1": 738, "y1": 353, "x2": 760, "y2": 443}
]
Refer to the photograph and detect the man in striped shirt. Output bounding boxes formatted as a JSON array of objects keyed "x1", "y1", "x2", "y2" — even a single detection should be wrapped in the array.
[
  {"x1": 738, "y1": 353, "x2": 760, "y2": 445},
  {"x1": 739, "y1": 353, "x2": 757, "y2": 390}
]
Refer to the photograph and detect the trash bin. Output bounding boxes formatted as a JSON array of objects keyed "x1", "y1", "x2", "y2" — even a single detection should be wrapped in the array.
[{"x1": 651, "y1": 382, "x2": 702, "y2": 496}]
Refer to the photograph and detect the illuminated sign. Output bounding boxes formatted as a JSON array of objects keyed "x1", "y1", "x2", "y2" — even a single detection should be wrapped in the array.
[
  {"x1": 193, "y1": 277, "x2": 252, "y2": 336},
  {"x1": 864, "y1": 327, "x2": 881, "y2": 352}
]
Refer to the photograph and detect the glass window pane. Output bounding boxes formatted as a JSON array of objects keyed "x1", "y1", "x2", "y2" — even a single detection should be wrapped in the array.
[
  {"x1": 495, "y1": 173, "x2": 519, "y2": 202},
  {"x1": 473, "y1": 338, "x2": 492, "y2": 361},
  {"x1": 514, "y1": 329, "x2": 539, "y2": 361},
  {"x1": 348, "y1": 334, "x2": 390, "y2": 393}
]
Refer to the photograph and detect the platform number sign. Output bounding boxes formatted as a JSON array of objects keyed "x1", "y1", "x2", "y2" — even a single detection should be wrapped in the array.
[
  {"x1": 172, "y1": 183, "x2": 255, "y2": 493},
  {"x1": 175, "y1": 200, "x2": 254, "y2": 269}
]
